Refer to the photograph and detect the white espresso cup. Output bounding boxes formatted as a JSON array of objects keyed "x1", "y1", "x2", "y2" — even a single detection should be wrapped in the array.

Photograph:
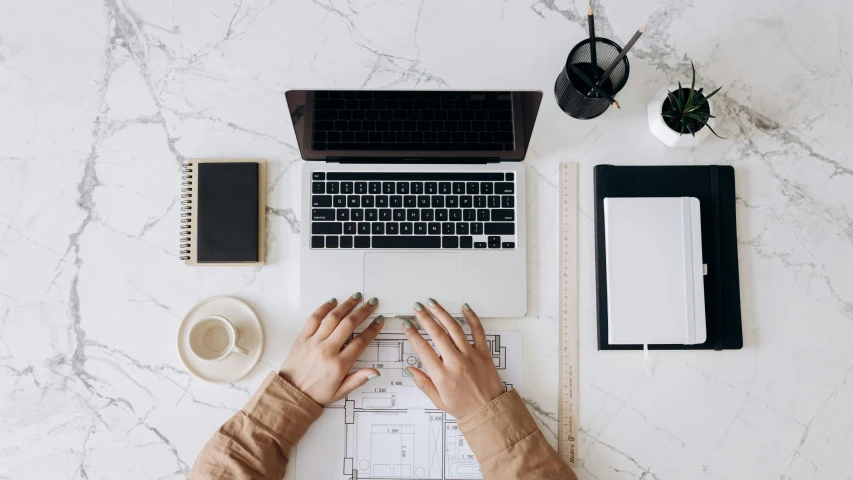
[{"x1": 188, "y1": 315, "x2": 249, "y2": 361}]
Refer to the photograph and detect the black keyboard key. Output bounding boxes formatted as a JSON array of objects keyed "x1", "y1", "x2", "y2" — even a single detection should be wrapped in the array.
[
  {"x1": 491, "y1": 209, "x2": 514, "y2": 221},
  {"x1": 312, "y1": 195, "x2": 332, "y2": 207},
  {"x1": 355, "y1": 182, "x2": 367, "y2": 194},
  {"x1": 466, "y1": 182, "x2": 479, "y2": 194},
  {"x1": 334, "y1": 195, "x2": 346, "y2": 207},
  {"x1": 312, "y1": 182, "x2": 325, "y2": 194},
  {"x1": 326, "y1": 236, "x2": 339, "y2": 248},
  {"x1": 460, "y1": 236, "x2": 473, "y2": 248},
  {"x1": 372, "y1": 223, "x2": 385, "y2": 235},
  {"x1": 425, "y1": 182, "x2": 437, "y2": 194},
  {"x1": 312, "y1": 222, "x2": 343, "y2": 234},
  {"x1": 442, "y1": 223, "x2": 455, "y2": 235},
  {"x1": 412, "y1": 182, "x2": 424, "y2": 194},
  {"x1": 414, "y1": 223, "x2": 427, "y2": 235},
  {"x1": 475, "y1": 195, "x2": 487, "y2": 208},
  {"x1": 502, "y1": 242, "x2": 515, "y2": 249},
  {"x1": 463, "y1": 209, "x2": 476, "y2": 221},
  {"x1": 344, "y1": 222, "x2": 356, "y2": 234},
  {"x1": 418, "y1": 196, "x2": 430, "y2": 208},
  {"x1": 315, "y1": 110, "x2": 336, "y2": 120},
  {"x1": 453, "y1": 182, "x2": 465, "y2": 194},
  {"x1": 312, "y1": 236, "x2": 324, "y2": 248},
  {"x1": 380, "y1": 209, "x2": 392, "y2": 221},
  {"x1": 474, "y1": 241, "x2": 487, "y2": 248},
  {"x1": 439, "y1": 182, "x2": 451, "y2": 194},
  {"x1": 407, "y1": 209, "x2": 420, "y2": 221},
  {"x1": 393, "y1": 209, "x2": 406, "y2": 221},
  {"x1": 355, "y1": 236, "x2": 370, "y2": 248},
  {"x1": 495, "y1": 182, "x2": 514, "y2": 194},
  {"x1": 432, "y1": 196, "x2": 444, "y2": 208},
  {"x1": 404, "y1": 196, "x2": 416, "y2": 208},
  {"x1": 327, "y1": 182, "x2": 340, "y2": 194},
  {"x1": 313, "y1": 172, "x2": 326, "y2": 180},
  {"x1": 351, "y1": 209, "x2": 364, "y2": 221},
  {"x1": 348, "y1": 196, "x2": 360, "y2": 207},
  {"x1": 436, "y1": 209, "x2": 448, "y2": 221},
  {"x1": 477, "y1": 209, "x2": 490, "y2": 221},
  {"x1": 446, "y1": 196, "x2": 458, "y2": 208},
  {"x1": 387, "y1": 222, "x2": 399, "y2": 234},
  {"x1": 502, "y1": 196, "x2": 514, "y2": 208},
  {"x1": 485, "y1": 223, "x2": 515, "y2": 235},
  {"x1": 362, "y1": 195, "x2": 375, "y2": 207},
  {"x1": 481, "y1": 183, "x2": 493, "y2": 194},
  {"x1": 471, "y1": 222, "x2": 483, "y2": 235},
  {"x1": 391, "y1": 196, "x2": 403, "y2": 207},
  {"x1": 376, "y1": 195, "x2": 389, "y2": 207},
  {"x1": 428, "y1": 223, "x2": 440, "y2": 234},
  {"x1": 442, "y1": 236, "x2": 459, "y2": 249},
  {"x1": 383, "y1": 182, "x2": 395, "y2": 194},
  {"x1": 460, "y1": 196, "x2": 472, "y2": 208},
  {"x1": 488, "y1": 196, "x2": 500, "y2": 208},
  {"x1": 450, "y1": 209, "x2": 462, "y2": 221},
  {"x1": 341, "y1": 182, "x2": 353, "y2": 194},
  {"x1": 365, "y1": 209, "x2": 378, "y2": 221},
  {"x1": 397, "y1": 182, "x2": 409, "y2": 194},
  {"x1": 421, "y1": 209, "x2": 434, "y2": 221},
  {"x1": 456, "y1": 223, "x2": 469, "y2": 235},
  {"x1": 340, "y1": 236, "x2": 353, "y2": 248},
  {"x1": 312, "y1": 209, "x2": 336, "y2": 221},
  {"x1": 358, "y1": 222, "x2": 370, "y2": 235},
  {"x1": 488, "y1": 236, "x2": 501, "y2": 248},
  {"x1": 401, "y1": 223, "x2": 413, "y2": 235},
  {"x1": 505, "y1": 172, "x2": 514, "y2": 181},
  {"x1": 373, "y1": 236, "x2": 440, "y2": 248},
  {"x1": 369, "y1": 182, "x2": 381, "y2": 194}
]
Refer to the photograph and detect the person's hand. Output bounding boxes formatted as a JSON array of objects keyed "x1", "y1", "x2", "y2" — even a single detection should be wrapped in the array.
[
  {"x1": 279, "y1": 293, "x2": 385, "y2": 406},
  {"x1": 401, "y1": 299, "x2": 505, "y2": 418}
]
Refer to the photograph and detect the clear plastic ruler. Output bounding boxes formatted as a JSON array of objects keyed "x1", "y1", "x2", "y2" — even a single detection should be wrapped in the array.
[{"x1": 558, "y1": 162, "x2": 579, "y2": 467}]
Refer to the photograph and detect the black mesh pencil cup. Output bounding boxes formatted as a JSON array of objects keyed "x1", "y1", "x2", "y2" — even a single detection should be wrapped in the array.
[{"x1": 554, "y1": 38, "x2": 630, "y2": 119}]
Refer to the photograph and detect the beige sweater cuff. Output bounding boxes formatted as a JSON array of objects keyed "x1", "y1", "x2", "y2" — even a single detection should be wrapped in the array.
[
  {"x1": 456, "y1": 389, "x2": 538, "y2": 462},
  {"x1": 243, "y1": 371, "x2": 325, "y2": 446}
]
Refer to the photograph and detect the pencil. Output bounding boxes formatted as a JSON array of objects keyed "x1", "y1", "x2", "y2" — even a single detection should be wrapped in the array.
[
  {"x1": 588, "y1": 25, "x2": 646, "y2": 95},
  {"x1": 570, "y1": 64, "x2": 620, "y2": 109},
  {"x1": 588, "y1": 5, "x2": 598, "y2": 82}
]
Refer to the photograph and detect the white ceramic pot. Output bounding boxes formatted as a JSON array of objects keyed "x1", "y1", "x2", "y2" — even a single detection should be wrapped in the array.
[{"x1": 647, "y1": 85, "x2": 715, "y2": 148}]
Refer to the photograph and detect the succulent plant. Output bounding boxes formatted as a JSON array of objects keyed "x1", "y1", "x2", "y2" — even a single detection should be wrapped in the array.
[{"x1": 662, "y1": 62, "x2": 724, "y2": 138}]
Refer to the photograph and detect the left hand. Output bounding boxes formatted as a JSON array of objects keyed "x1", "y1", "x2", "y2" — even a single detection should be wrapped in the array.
[{"x1": 279, "y1": 293, "x2": 385, "y2": 405}]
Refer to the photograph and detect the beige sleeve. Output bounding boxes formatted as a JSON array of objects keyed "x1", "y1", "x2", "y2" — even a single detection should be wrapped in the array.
[
  {"x1": 188, "y1": 372, "x2": 323, "y2": 480},
  {"x1": 457, "y1": 389, "x2": 579, "y2": 480}
]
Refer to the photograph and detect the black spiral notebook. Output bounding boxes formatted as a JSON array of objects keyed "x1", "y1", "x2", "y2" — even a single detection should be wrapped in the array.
[{"x1": 594, "y1": 165, "x2": 743, "y2": 351}]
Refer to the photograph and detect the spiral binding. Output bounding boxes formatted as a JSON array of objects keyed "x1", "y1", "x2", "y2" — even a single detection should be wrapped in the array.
[{"x1": 180, "y1": 163, "x2": 193, "y2": 260}]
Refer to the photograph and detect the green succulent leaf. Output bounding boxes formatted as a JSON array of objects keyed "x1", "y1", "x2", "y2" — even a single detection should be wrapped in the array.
[{"x1": 703, "y1": 85, "x2": 723, "y2": 102}]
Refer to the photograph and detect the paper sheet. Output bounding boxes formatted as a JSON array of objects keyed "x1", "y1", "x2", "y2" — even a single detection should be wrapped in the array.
[{"x1": 296, "y1": 330, "x2": 522, "y2": 480}]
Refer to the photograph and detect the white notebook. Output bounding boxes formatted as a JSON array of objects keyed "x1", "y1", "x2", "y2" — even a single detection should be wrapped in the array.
[{"x1": 604, "y1": 197, "x2": 706, "y2": 345}]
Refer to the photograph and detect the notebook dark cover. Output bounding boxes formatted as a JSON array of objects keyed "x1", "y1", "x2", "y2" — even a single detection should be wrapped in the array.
[
  {"x1": 197, "y1": 162, "x2": 259, "y2": 263},
  {"x1": 594, "y1": 165, "x2": 743, "y2": 351}
]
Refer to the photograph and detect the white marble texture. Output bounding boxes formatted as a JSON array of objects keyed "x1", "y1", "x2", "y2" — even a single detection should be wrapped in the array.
[{"x1": 1, "y1": 0, "x2": 851, "y2": 478}]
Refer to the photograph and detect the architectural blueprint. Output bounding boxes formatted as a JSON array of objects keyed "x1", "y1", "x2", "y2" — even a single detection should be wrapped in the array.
[{"x1": 295, "y1": 330, "x2": 522, "y2": 480}]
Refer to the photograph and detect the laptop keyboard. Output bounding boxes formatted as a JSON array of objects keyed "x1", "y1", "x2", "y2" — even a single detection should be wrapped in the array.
[
  {"x1": 311, "y1": 91, "x2": 515, "y2": 151},
  {"x1": 310, "y1": 172, "x2": 517, "y2": 250}
]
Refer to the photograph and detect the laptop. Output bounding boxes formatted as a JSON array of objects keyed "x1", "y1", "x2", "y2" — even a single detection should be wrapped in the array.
[{"x1": 286, "y1": 90, "x2": 543, "y2": 318}]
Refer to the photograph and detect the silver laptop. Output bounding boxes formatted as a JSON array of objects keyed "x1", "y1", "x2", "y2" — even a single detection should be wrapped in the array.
[{"x1": 286, "y1": 90, "x2": 543, "y2": 318}]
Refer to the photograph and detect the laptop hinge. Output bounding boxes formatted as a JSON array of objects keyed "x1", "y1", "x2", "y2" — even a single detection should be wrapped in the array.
[{"x1": 326, "y1": 157, "x2": 500, "y2": 164}]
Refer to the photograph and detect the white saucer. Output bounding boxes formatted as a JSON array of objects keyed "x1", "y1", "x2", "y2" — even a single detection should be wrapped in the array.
[{"x1": 178, "y1": 296, "x2": 265, "y2": 383}]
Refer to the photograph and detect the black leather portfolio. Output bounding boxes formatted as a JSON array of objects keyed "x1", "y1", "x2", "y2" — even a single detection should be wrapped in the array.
[{"x1": 594, "y1": 165, "x2": 744, "y2": 351}]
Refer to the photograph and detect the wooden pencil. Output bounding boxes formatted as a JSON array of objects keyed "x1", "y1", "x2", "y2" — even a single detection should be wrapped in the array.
[
  {"x1": 570, "y1": 64, "x2": 620, "y2": 109},
  {"x1": 588, "y1": 5, "x2": 598, "y2": 82},
  {"x1": 588, "y1": 25, "x2": 646, "y2": 95}
]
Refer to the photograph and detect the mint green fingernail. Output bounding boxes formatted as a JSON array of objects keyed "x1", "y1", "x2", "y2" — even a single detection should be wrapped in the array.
[
  {"x1": 402, "y1": 319, "x2": 412, "y2": 329},
  {"x1": 329, "y1": 297, "x2": 337, "y2": 304},
  {"x1": 353, "y1": 292, "x2": 362, "y2": 300},
  {"x1": 463, "y1": 303, "x2": 471, "y2": 311},
  {"x1": 402, "y1": 368, "x2": 414, "y2": 378},
  {"x1": 369, "y1": 297, "x2": 378, "y2": 305},
  {"x1": 426, "y1": 298, "x2": 437, "y2": 306},
  {"x1": 413, "y1": 302, "x2": 423, "y2": 311},
  {"x1": 374, "y1": 315, "x2": 384, "y2": 324},
  {"x1": 367, "y1": 373, "x2": 380, "y2": 380}
]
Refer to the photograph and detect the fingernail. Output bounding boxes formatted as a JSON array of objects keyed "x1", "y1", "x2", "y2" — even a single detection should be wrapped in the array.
[
  {"x1": 402, "y1": 368, "x2": 414, "y2": 378},
  {"x1": 426, "y1": 298, "x2": 437, "y2": 307},
  {"x1": 402, "y1": 319, "x2": 412, "y2": 329},
  {"x1": 413, "y1": 302, "x2": 423, "y2": 311},
  {"x1": 463, "y1": 303, "x2": 471, "y2": 311},
  {"x1": 367, "y1": 373, "x2": 380, "y2": 380},
  {"x1": 369, "y1": 297, "x2": 378, "y2": 305},
  {"x1": 352, "y1": 292, "x2": 362, "y2": 300},
  {"x1": 374, "y1": 315, "x2": 384, "y2": 324},
  {"x1": 329, "y1": 297, "x2": 337, "y2": 304}
]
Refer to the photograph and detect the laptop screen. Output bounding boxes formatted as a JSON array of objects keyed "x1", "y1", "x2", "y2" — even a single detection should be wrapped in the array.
[{"x1": 286, "y1": 90, "x2": 542, "y2": 162}]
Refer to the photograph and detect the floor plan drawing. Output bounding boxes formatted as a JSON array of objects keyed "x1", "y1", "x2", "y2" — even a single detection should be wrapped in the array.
[{"x1": 295, "y1": 330, "x2": 522, "y2": 480}]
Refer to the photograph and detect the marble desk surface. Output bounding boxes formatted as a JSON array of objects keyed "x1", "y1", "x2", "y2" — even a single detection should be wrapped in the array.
[{"x1": 1, "y1": 0, "x2": 852, "y2": 479}]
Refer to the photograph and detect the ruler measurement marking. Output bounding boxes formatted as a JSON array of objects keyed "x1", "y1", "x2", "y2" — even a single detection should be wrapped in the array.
[{"x1": 558, "y1": 162, "x2": 579, "y2": 467}]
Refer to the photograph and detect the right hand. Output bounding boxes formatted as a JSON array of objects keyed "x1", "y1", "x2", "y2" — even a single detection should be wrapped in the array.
[{"x1": 401, "y1": 299, "x2": 506, "y2": 418}]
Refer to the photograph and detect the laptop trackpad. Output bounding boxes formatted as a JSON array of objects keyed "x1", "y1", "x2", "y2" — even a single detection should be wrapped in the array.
[{"x1": 364, "y1": 252, "x2": 463, "y2": 315}]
